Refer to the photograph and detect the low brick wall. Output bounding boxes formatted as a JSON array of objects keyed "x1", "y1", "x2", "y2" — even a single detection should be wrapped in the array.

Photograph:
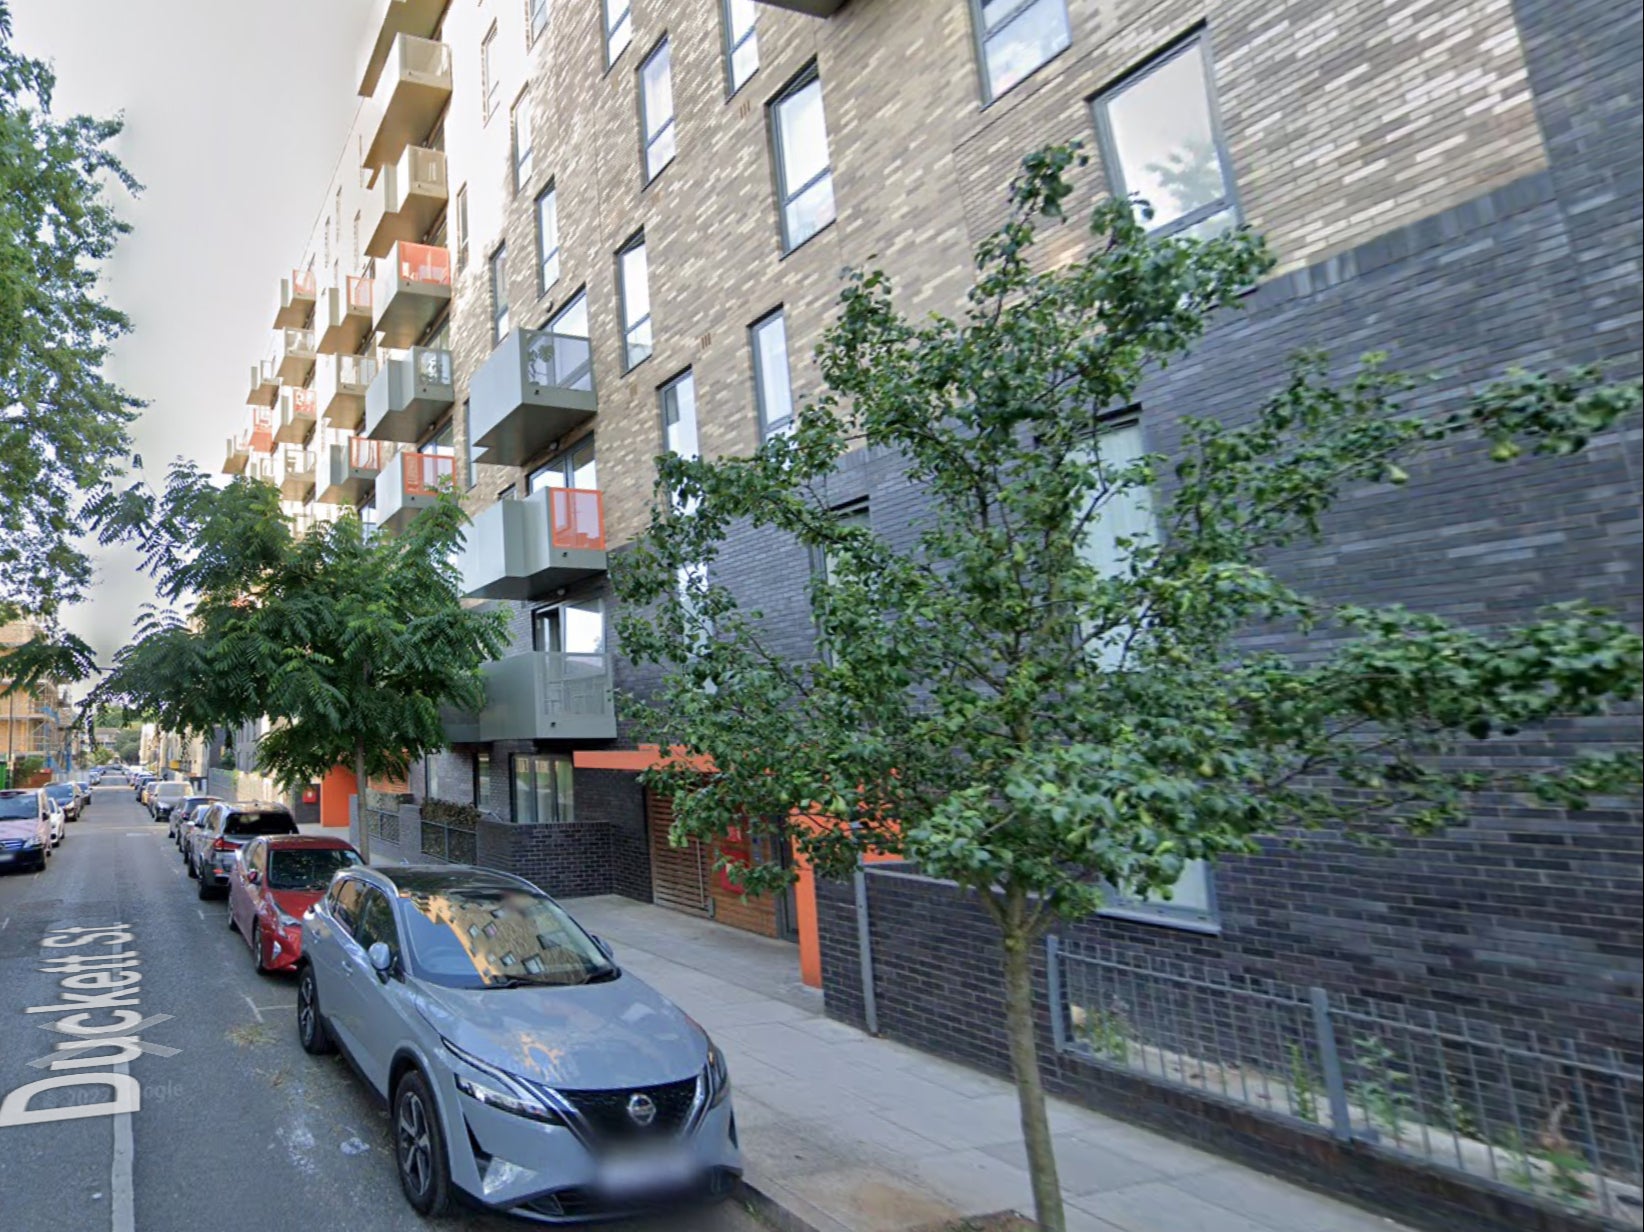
[
  {"x1": 816, "y1": 866, "x2": 1615, "y2": 1232},
  {"x1": 477, "y1": 818, "x2": 618, "y2": 899}
]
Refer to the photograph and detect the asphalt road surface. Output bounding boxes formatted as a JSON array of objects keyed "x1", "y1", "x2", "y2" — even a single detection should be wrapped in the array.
[{"x1": 0, "y1": 784, "x2": 766, "y2": 1232}]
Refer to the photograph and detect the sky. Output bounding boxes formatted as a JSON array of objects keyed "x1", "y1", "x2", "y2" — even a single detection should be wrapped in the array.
[{"x1": 10, "y1": 0, "x2": 378, "y2": 689}]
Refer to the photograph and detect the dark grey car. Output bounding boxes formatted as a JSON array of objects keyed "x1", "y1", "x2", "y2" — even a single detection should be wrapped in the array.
[{"x1": 296, "y1": 866, "x2": 740, "y2": 1222}]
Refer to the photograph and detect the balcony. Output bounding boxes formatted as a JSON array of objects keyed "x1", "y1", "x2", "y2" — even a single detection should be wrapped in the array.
[
  {"x1": 363, "y1": 346, "x2": 454, "y2": 442},
  {"x1": 363, "y1": 34, "x2": 452, "y2": 174},
  {"x1": 373, "y1": 241, "x2": 451, "y2": 347},
  {"x1": 317, "y1": 276, "x2": 375, "y2": 355},
  {"x1": 223, "y1": 432, "x2": 250, "y2": 476},
  {"x1": 458, "y1": 487, "x2": 607, "y2": 601},
  {"x1": 277, "y1": 328, "x2": 317, "y2": 386},
  {"x1": 247, "y1": 359, "x2": 280, "y2": 408},
  {"x1": 274, "y1": 387, "x2": 318, "y2": 445},
  {"x1": 751, "y1": 0, "x2": 848, "y2": 14},
  {"x1": 469, "y1": 328, "x2": 597, "y2": 466},
  {"x1": 446, "y1": 651, "x2": 617, "y2": 744},
  {"x1": 316, "y1": 354, "x2": 378, "y2": 430},
  {"x1": 376, "y1": 451, "x2": 455, "y2": 534},
  {"x1": 273, "y1": 268, "x2": 318, "y2": 330},
  {"x1": 319, "y1": 437, "x2": 393, "y2": 506},
  {"x1": 248, "y1": 405, "x2": 276, "y2": 454},
  {"x1": 358, "y1": 0, "x2": 447, "y2": 97},
  {"x1": 278, "y1": 448, "x2": 317, "y2": 502},
  {"x1": 367, "y1": 146, "x2": 447, "y2": 258},
  {"x1": 245, "y1": 454, "x2": 278, "y2": 485}
]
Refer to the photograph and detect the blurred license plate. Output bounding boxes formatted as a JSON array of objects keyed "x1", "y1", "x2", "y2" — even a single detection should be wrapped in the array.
[
  {"x1": 596, "y1": 1149, "x2": 696, "y2": 1196},
  {"x1": 0, "y1": 853, "x2": 13, "y2": 863}
]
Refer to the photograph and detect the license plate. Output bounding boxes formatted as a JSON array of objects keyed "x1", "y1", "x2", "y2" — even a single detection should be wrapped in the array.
[
  {"x1": 596, "y1": 1148, "x2": 697, "y2": 1197},
  {"x1": 0, "y1": 853, "x2": 13, "y2": 864}
]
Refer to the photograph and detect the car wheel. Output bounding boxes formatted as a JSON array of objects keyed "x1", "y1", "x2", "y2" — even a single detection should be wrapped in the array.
[
  {"x1": 196, "y1": 868, "x2": 213, "y2": 900},
  {"x1": 393, "y1": 1071, "x2": 452, "y2": 1218},
  {"x1": 251, "y1": 921, "x2": 270, "y2": 974},
  {"x1": 185, "y1": 853, "x2": 197, "y2": 878},
  {"x1": 296, "y1": 965, "x2": 334, "y2": 1056}
]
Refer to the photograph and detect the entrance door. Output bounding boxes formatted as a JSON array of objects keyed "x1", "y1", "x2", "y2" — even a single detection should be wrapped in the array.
[
  {"x1": 645, "y1": 789, "x2": 709, "y2": 916},
  {"x1": 772, "y1": 835, "x2": 800, "y2": 943}
]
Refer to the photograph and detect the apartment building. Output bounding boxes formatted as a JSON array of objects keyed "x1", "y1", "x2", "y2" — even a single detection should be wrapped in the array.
[
  {"x1": 2, "y1": 619, "x2": 67, "y2": 778},
  {"x1": 224, "y1": 0, "x2": 1640, "y2": 1046}
]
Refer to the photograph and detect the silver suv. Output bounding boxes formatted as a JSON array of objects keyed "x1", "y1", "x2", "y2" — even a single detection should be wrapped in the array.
[
  {"x1": 296, "y1": 866, "x2": 740, "y2": 1221},
  {"x1": 188, "y1": 802, "x2": 298, "y2": 899}
]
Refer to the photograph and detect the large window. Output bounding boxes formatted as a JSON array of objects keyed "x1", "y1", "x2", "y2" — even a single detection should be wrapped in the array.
[
  {"x1": 603, "y1": 0, "x2": 631, "y2": 67},
  {"x1": 638, "y1": 39, "x2": 677, "y2": 183},
  {"x1": 547, "y1": 290, "x2": 593, "y2": 390},
  {"x1": 1075, "y1": 418, "x2": 1153, "y2": 670},
  {"x1": 971, "y1": 0, "x2": 1070, "y2": 102},
  {"x1": 527, "y1": 0, "x2": 549, "y2": 44},
  {"x1": 535, "y1": 185, "x2": 560, "y2": 292},
  {"x1": 489, "y1": 245, "x2": 510, "y2": 344},
  {"x1": 617, "y1": 234, "x2": 652, "y2": 370},
  {"x1": 723, "y1": 0, "x2": 758, "y2": 96},
  {"x1": 660, "y1": 370, "x2": 699, "y2": 519},
  {"x1": 750, "y1": 310, "x2": 794, "y2": 438},
  {"x1": 510, "y1": 753, "x2": 574, "y2": 825},
  {"x1": 526, "y1": 436, "x2": 597, "y2": 494},
  {"x1": 473, "y1": 751, "x2": 492, "y2": 813},
  {"x1": 531, "y1": 598, "x2": 603, "y2": 657},
  {"x1": 770, "y1": 68, "x2": 835, "y2": 252},
  {"x1": 481, "y1": 24, "x2": 501, "y2": 120},
  {"x1": 512, "y1": 93, "x2": 534, "y2": 192},
  {"x1": 454, "y1": 185, "x2": 470, "y2": 270},
  {"x1": 1093, "y1": 37, "x2": 1238, "y2": 238}
]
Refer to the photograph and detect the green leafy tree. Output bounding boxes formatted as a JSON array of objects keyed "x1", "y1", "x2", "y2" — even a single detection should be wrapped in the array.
[
  {"x1": 112, "y1": 727, "x2": 141, "y2": 764},
  {"x1": 615, "y1": 146, "x2": 1642, "y2": 1231},
  {"x1": 0, "y1": 2, "x2": 142, "y2": 685},
  {"x1": 91, "y1": 462, "x2": 507, "y2": 860}
]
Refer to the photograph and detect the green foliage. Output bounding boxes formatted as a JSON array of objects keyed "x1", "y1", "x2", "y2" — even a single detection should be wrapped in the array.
[
  {"x1": 0, "y1": 3, "x2": 142, "y2": 658},
  {"x1": 1287, "y1": 1044, "x2": 1321, "y2": 1126},
  {"x1": 1351, "y1": 1034, "x2": 1411, "y2": 1136},
  {"x1": 89, "y1": 461, "x2": 507, "y2": 818},
  {"x1": 1081, "y1": 1006, "x2": 1132, "y2": 1064},
  {"x1": 112, "y1": 728, "x2": 141, "y2": 764},
  {"x1": 421, "y1": 798, "x2": 484, "y2": 827}
]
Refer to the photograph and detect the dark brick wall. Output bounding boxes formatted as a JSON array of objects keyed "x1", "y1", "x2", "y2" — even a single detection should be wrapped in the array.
[{"x1": 477, "y1": 817, "x2": 616, "y2": 899}]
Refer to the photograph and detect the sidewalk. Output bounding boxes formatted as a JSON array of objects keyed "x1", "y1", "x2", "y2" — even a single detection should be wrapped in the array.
[{"x1": 567, "y1": 895, "x2": 1415, "y2": 1232}]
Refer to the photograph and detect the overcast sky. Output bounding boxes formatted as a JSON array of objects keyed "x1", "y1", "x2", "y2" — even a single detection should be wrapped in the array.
[{"x1": 11, "y1": 0, "x2": 377, "y2": 691}]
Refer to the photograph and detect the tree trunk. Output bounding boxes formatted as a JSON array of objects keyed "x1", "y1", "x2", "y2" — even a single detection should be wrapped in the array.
[
  {"x1": 352, "y1": 738, "x2": 370, "y2": 864},
  {"x1": 1000, "y1": 903, "x2": 1064, "y2": 1231}
]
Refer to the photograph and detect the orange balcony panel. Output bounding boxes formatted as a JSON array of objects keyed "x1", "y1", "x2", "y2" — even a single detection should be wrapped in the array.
[
  {"x1": 248, "y1": 405, "x2": 277, "y2": 454},
  {"x1": 373, "y1": 241, "x2": 452, "y2": 349}
]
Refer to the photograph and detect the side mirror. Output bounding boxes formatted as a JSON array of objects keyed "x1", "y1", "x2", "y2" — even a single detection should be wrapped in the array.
[
  {"x1": 593, "y1": 936, "x2": 614, "y2": 961},
  {"x1": 246, "y1": 870, "x2": 261, "y2": 886},
  {"x1": 368, "y1": 942, "x2": 394, "y2": 978}
]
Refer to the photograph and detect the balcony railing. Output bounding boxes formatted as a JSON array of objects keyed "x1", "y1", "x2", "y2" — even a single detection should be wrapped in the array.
[
  {"x1": 373, "y1": 240, "x2": 452, "y2": 348},
  {"x1": 278, "y1": 448, "x2": 317, "y2": 501},
  {"x1": 363, "y1": 345, "x2": 454, "y2": 442},
  {"x1": 318, "y1": 276, "x2": 375, "y2": 355},
  {"x1": 247, "y1": 359, "x2": 280, "y2": 408},
  {"x1": 376, "y1": 451, "x2": 454, "y2": 533},
  {"x1": 274, "y1": 386, "x2": 318, "y2": 445},
  {"x1": 320, "y1": 436, "x2": 394, "y2": 505},
  {"x1": 445, "y1": 651, "x2": 617, "y2": 743},
  {"x1": 470, "y1": 327, "x2": 597, "y2": 466},
  {"x1": 367, "y1": 146, "x2": 447, "y2": 258},
  {"x1": 458, "y1": 486, "x2": 607, "y2": 601},
  {"x1": 248, "y1": 405, "x2": 276, "y2": 454},
  {"x1": 223, "y1": 432, "x2": 250, "y2": 475},
  {"x1": 277, "y1": 328, "x2": 317, "y2": 386},
  {"x1": 363, "y1": 33, "x2": 452, "y2": 174},
  {"x1": 274, "y1": 268, "x2": 318, "y2": 330},
  {"x1": 316, "y1": 353, "x2": 378, "y2": 430}
]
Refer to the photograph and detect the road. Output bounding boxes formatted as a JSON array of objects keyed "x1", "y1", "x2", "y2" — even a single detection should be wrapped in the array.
[{"x1": 0, "y1": 784, "x2": 766, "y2": 1232}]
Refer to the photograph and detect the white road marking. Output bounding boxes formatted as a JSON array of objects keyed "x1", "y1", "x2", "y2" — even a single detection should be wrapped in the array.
[
  {"x1": 111, "y1": 1056, "x2": 136, "y2": 1232},
  {"x1": 0, "y1": 917, "x2": 9, "y2": 932},
  {"x1": 242, "y1": 994, "x2": 264, "y2": 1024},
  {"x1": 195, "y1": 909, "x2": 205, "y2": 921}
]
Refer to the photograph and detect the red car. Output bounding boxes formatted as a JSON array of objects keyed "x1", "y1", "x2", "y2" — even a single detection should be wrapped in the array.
[{"x1": 227, "y1": 835, "x2": 363, "y2": 973}]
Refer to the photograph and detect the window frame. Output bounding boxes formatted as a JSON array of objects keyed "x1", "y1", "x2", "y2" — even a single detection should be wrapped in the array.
[
  {"x1": 481, "y1": 23, "x2": 501, "y2": 121},
  {"x1": 722, "y1": 0, "x2": 759, "y2": 97},
  {"x1": 769, "y1": 64, "x2": 836, "y2": 253},
  {"x1": 454, "y1": 185, "x2": 470, "y2": 270},
  {"x1": 1099, "y1": 862, "x2": 1220, "y2": 932},
  {"x1": 603, "y1": 0, "x2": 632, "y2": 68},
  {"x1": 749, "y1": 309, "x2": 794, "y2": 439},
  {"x1": 534, "y1": 183, "x2": 560, "y2": 294},
  {"x1": 968, "y1": 0, "x2": 1072, "y2": 105},
  {"x1": 489, "y1": 244, "x2": 511, "y2": 345},
  {"x1": 509, "y1": 752, "x2": 575, "y2": 825},
  {"x1": 511, "y1": 90, "x2": 534, "y2": 193},
  {"x1": 1089, "y1": 32, "x2": 1242, "y2": 240},
  {"x1": 526, "y1": 0, "x2": 550, "y2": 45},
  {"x1": 616, "y1": 232, "x2": 653, "y2": 372},
  {"x1": 638, "y1": 37, "x2": 677, "y2": 184}
]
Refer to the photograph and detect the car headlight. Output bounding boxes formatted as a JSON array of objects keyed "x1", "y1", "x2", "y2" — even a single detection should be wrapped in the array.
[
  {"x1": 442, "y1": 1037, "x2": 563, "y2": 1125},
  {"x1": 705, "y1": 1040, "x2": 731, "y2": 1108},
  {"x1": 23, "y1": 837, "x2": 44, "y2": 849}
]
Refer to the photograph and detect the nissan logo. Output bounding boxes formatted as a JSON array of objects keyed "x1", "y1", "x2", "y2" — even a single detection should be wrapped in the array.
[{"x1": 626, "y1": 1093, "x2": 658, "y2": 1127}]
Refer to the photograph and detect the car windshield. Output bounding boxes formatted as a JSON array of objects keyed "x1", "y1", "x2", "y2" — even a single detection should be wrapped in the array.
[
  {"x1": 398, "y1": 883, "x2": 615, "y2": 989},
  {"x1": 44, "y1": 785, "x2": 74, "y2": 800},
  {"x1": 224, "y1": 812, "x2": 297, "y2": 837},
  {"x1": 0, "y1": 792, "x2": 39, "y2": 820},
  {"x1": 156, "y1": 784, "x2": 187, "y2": 798},
  {"x1": 269, "y1": 848, "x2": 362, "y2": 890}
]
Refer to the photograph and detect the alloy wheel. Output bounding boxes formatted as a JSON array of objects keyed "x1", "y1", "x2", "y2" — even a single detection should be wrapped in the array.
[{"x1": 397, "y1": 1091, "x2": 432, "y2": 1200}]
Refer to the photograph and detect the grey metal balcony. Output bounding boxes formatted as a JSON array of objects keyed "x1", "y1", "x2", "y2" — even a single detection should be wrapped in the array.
[
  {"x1": 223, "y1": 433, "x2": 250, "y2": 476},
  {"x1": 278, "y1": 448, "x2": 316, "y2": 502},
  {"x1": 458, "y1": 487, "x2": 607, "y2": 601},
  {"x1": 319, "y1": 436, "x2": 393, "y2": 506},
  {"x1": 446, "y1": 651, "x2": 616, "y2": 744},
  {"x1": 362, "y1": 34, "x2": 452, "y2": 174},
  {"x1": 274, "y1": 387, "x2": 318, "y2": 445},
  {"x1": 367, "y1": 146, "x2": 447, "y2": 258},
  {"x1": 247, "y1": 359, "x2": 280, "y2": 408},
  {"x1": 469, "y1": 327, "x2": 596, "y2": 467},
  {"x1": 316, "y1": 354, "x2": 378, "y2": 430},
  {"x1": 372, "y1": 240, "x2": 452, "y2": 348},
  {"x1": 751, "y1": 0, "x2": 848, "y2": 13},
  {"x1": 273, "y1": 268, "x2": 317, "y2": 330},
  {"x1": 277, "y1": 328, "x2": 317, "y2": 386},
  {"x1": 375, "y1": 450, "x2": 455, "y2": 534},
  {"x1": 363, "y1": 346, "x2": 454, "y2": 442},
  {"x1": 317, "y1": 276, "x2": 375, "y2": 355}
]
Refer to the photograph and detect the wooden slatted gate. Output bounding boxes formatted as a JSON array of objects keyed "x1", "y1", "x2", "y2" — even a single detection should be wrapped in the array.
[{"x1": 646, "y1": 789, "x2": 710, "y2": 916}]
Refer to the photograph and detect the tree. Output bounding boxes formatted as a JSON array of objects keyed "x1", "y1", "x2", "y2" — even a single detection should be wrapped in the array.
[
  {"x1": 91, "y1": 462, "x2": 507, "y2": 860},
  {"x1": 614, "y1": 146, "x2": 1643, "y2": 1231},
  {"x1": 112, "y1": 727, "x2": 141, "y2": 765},
  {"x1": 0, "y1": 2, "x2": 142, "y2": 685}
]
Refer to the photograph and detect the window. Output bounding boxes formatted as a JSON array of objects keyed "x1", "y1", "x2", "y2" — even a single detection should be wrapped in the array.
[
  {"x1": 770, "y1": 68, "x2": 835, "y2": 251},
  {"x1": 617, "y1": 234, "x2": 652, "y2": 370},
  {"x1": 526, "y1": 436, "x2": 596, "y2": 494},
  {"x1": 639, "y1": 39, "x2": 677, "y2": 182},
  {"x1": 512, "y1": 93, "x2": 534, "y2": 191},
  {"x1": 1092, "y1": 37, "x2": 1239, "y2": 238},
  {"x1": 490, "y1": 246, "x2": 510, "y2": 343},
  {"x1": 1075, "y1": 419, "x2": 1153, "y2": 669},
  {"x1": 603, "y1": 0, "x2": 631, "y2": 66},
  {"x1": 482, "y1": 25, "x2": 501, "y2": 119},
  {"x1": 750, "y1": 310, "x2": 794, "y2": 437},
  {"x1": 660, "y1": 369, "x2": 699, "y2": 515},
  {"x1": 723, "y1": 0, "x2": 758, "y2": 95},
  {"x1": 1105, "y1": 863, "x2": 1216, "y2": 929},
  {"x1": 353, "y1": 887, "x2": 402, "y2": 963},
  {"x1": 548, "y1": 290, "x2": 593, "y2": 389},
  {"x1": 454, "y1": 186, "x2": 469, "y2": 269},
  {"x1": 527, "y1": 0, "x2": 549, "y2": 43},
  {"x1": 352, "y1": 212, "x2": 361, "y2": 268},
  {"x1": 323, "y1": 218, "x2": 331, "y2": 267},
  {"x1": 530, "y1": 598, "x2": 603, "y2": 657},
  {"x1": 971, "y1": 0, "x2": 1070, "y2": 102},
  {"x1": 421, "y1": 420, "x2": 456, "y2": 458},
  {"x1": 817, "y1": 500, "x2": 870, "y2": 662},
  {"x1": 474, "y1": 753, "x2": 492, "y2": 811},
  {"x1": 534, "y1": 185, "x2": 560, "y2": 291},
  {"x1": 511, "y1": 753, "x2": 574, "y2": 824}
]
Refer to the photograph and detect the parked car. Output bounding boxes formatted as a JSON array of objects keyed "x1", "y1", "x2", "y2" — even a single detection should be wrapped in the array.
[
  {"x1": 132, "y1": 772, "x2": 153, "y2": 800},
  {"x1": 46, "y1": 799, "x2": 66, "y2": 847},
  {"x1": 43, "y1": 782, "x2": 84, "y2": 823},
  {"x1": 189, "y1": 802, "x2": 300, "y2": 899},
  {"x1": 170, "y1": 796, "x2": 220, "y2": 843},
  {"x1": 0, "y1": 789, "x2": 53, "y2": 873},
  {"x1": 150, "y1": 781, "x2": 190, "y2": 822},
  {"x1": 228, "y1": 836, "x2": 363, "y2": 973},
  {"x1": 139, "y1": 781, "x2": 161, "y2": 810},
  {"x1": 296, "y1": 866, "x2": 740, "y2": 1220}
]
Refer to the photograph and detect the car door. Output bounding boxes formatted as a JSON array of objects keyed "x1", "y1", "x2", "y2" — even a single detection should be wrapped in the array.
[
  {"x1": 229, "y1": 839, "x2": 263, "y2": 935},
  {"x1": 345, "y1": 886, "x2": 406, "y2": 1095},
  {"x1": 312, "y1": 877, "x2": 367, "y2": 1058}
]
